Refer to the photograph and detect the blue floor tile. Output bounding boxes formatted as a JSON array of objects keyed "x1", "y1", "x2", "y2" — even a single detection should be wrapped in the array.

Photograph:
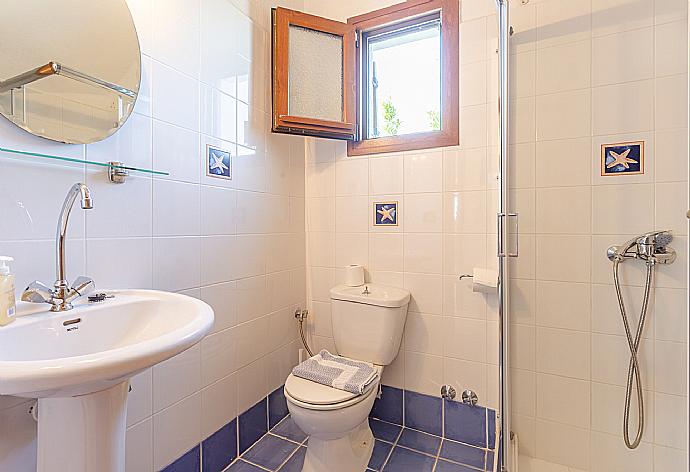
[
  {"x1": 239, "y1": 399, "x2": 268, "y2": 454},
  {"x1": 434, "y1": 459, "x2": 478, "y2": 472},
  {"x1": 397, "y1": 429, "x2": 441, "y2": 456},
  {"x1": 383, "y1": 447, "x2": 435, "y2": 472},
  {"x1": 242, "y1": 434, "x2": 299, "y2": 470},
  {"x1": 404, "y1": 391, "x2": 442, "y2": 436},
  {"x1": 202, "y1": 420, "x2": 237, "y2": 472},
  {"x1": 444, "y1": 401, "x2": 487, "y2": 448},
  {"x1": 269, "y1": 386, "x2": 290, "y2": 429},
  {"x1": 370, "y1": 419, "x2": 402, "y2": 443},
  {"x1": 371, "y1": 386, "x2": 403, "y2": 425},
  {"x1": 439, "y1": 440, "x2": 486, "y2": 470},
  {"x1": 487, "y1": 450, "x2": 495, "y2": 470},
  {"x1": 368, "y1": 440, "x2": 393, "y2": 471},
  {"x1": 161, "y1": 446, "x2": 200, "y2": 472},
  {"x1": 278, "y1": 446, "x2": 306, "y2": 472},
  {"x1": 487, "y1": 409, "x2": 496, "y2": 449},
  {"x1": 271, "y1": 416, "x2": 308, "y2": 443},
  {"x1": 227, "y1": 460, "x2": 265, "y2": 471}
]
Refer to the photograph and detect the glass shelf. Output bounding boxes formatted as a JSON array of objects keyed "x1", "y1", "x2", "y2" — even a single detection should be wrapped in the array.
[{"x1": 0, "y1": 146, "x2": 169, "y2": 176}]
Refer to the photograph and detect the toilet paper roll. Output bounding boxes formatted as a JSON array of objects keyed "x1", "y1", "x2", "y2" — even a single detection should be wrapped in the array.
[
  {"x1": 472, "y1": 268, "x2": 498, "y2": 293},
  {"x1": 344, "y1": 264, "x2": 365, "y2": 287}
]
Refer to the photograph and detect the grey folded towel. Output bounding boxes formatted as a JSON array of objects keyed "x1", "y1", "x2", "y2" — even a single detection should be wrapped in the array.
[{"x1": 292, "y1": 350, "x2": 379, "y2": 395}]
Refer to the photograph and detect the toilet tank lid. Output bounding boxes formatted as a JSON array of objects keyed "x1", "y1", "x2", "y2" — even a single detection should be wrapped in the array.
[{"x1": 330, "y1": 284, "x2": 410, "y2": 308}]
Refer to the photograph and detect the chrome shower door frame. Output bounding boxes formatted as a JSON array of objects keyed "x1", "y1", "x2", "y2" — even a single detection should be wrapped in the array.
[{"x1": 495, "y1": 1, "x2": 512, "y2": 471}]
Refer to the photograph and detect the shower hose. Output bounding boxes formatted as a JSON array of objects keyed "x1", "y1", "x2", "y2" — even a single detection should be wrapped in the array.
[{"x1": 612, "y1": 258, "x2": 654, "y2": 450}]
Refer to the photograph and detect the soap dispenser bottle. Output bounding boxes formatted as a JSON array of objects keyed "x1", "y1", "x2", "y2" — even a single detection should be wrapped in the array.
[{"x1": 0, "y1": 256, "x2": 17, "y2": 326}]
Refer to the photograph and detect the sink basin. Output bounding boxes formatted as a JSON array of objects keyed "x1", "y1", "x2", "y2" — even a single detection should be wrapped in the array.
[
  {"x1": 0, "y1": 289, "x2": 214, "y2": 472},
  {"x1": 0, "y1": 289, "x2": 214, "y2": 398}
]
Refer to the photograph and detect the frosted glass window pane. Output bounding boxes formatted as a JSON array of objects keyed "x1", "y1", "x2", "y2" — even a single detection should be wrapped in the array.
[
  {"x1": 366, "y1": 17, "x2": 441, "y2": 138},
  {"x1": 288, "y1": 25, "x2": 344, "y2": 122}
]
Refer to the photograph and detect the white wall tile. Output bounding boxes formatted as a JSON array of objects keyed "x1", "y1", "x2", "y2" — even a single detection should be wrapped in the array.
[
  {"x1": 535, "y1": 187, "x2": 591, "y2": 234},
  {"x1": 536, "y1": 327, "x2": 591, "y2": 379},
  {"x1": 201, "y1": 373, "x2": 237, "y2": 439},
  {"x1": 152, "y1": 345, "x2": 201, "y2": 413},
  {"x1": 591, "y1": 333, "x2": 653, "y2": 386},
  {"x1": 656, "y1": 20, "x2": 689, "y2": 77},
  {"x1": 237, "y1": 358, "x2": 268, "y2": 414},
  {"x1": 404, "y1": 272, "x2": 443, "y2": 315},
  {"x1": 127, "y1": 369, "x2": 153, "y2": 427},
  {"x1": 536, "y1": 235, "x2": 591, "y2": 283},
  {"x1": 201, "y1": 328, "x2": 237, "y2": 387},
  {"x1": 126, "y1": 418, "x2": 153, "y2": 472},
  {"x1": 152, "y1": 0, "x2": 200, "y2": 77},
  {"x1": 151, "y1": 61, "x2": 200, "y2": 131},
  {"x1": 536, "y1": 281, "x2": 590, "y2": 331},
  {"x1": 403, "y1": 233, "x2": 443, "y2": 274},
  {"x1": 403, "y1": 151, "x2": 443, "y2": 193},
  {"x1": 536, "y1": 89, "x2": 591, "y2": 141},
  {"x1": 592, "y1": 28, "x2": 654, "y2": 86},
  {"x1": 535, "y1": 137, "x2": 591, "y2": 187},
  {"x1": 152, "y1": 237, "x2": 201, "y2": 291},
  {"x1": 535, "y1": 0, "x2": 591, "y2": 49},
  {"x1": 590, "y1": 381, "x2": 654, "y2": 443},
  {"x1": 369, "y1": 155, "x2": 403, "y2": 195},
  {"x1": 153, "y1": 180, "x2": 201, "y2": 236},
  {"x1": 654, "y1": 341, "x2": 687, "y2": 395},
  {"x1": 404, "y1": 193, "x2": 443, "y2": 233},
  {"x1": 335, "y1": 196, "x2": 369, "y2": 233},
  {"x1": 87, "y1": 238, "x2": 153, "y2": 290},
  {"x1": 655, "y1": 0, "x2": 688, "y2": 24},
  {"x1": 592, "y1": 184, "x2": 655, "y2": 234},
  {"x1": 444, "y1": 148, "x2": 487, "y2": 192},
  {"x1": 654, "y1": 392, "x2": 687, "y2": 449},
  {"x1": 153, "y1": 120, "x2": 201, "y2": 183},
  {"x1": 152, "y1": 393, "x2": 201, "y2": 471},
  {"x1": 369, "y1": 234, "x2": 403, "y2": 272},
  {"x1": 536, "y1": 40, "x2": 591, "y2": 93},
  {"x1": 403, "y1": 312, "x2": 444, "y2": 356},
  {"x1": 536, "y1": 373, "x2": 590, "y2": 428},
  {"x1": 335, "y1": 158, "x2": 369, "y2": 196},
  {"x1": 534, "y1": 419, "x2": 591, "y2": 470},
  {"x1": 592, "y1": 0, "x2": 654, "y2": 37},
  {"x1": 590, "y1": 431, "x2": 653, "y2": 472},
  {"x1": 592, "y1": 80, "x2": 655, "y2": 135},
  {"x1": 404, "y1": 351, "x2": 443, "y2": 396},
  {"x1": 443, "y1": 317, "x2": 487, "y2": 363},
  {"x1": 655, "y1": 74, "x2": 689, "y2": 130}
]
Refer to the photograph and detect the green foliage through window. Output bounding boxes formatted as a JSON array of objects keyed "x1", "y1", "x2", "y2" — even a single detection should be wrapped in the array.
[
  {"x1": 382, "y1": 97, "x2": 402, "y2": 136},
  {"x1": 427, "y1": 110, "x2": 440, "y2": 130}
]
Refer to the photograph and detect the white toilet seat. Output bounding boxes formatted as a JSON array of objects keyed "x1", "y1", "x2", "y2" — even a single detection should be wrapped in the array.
[{"x1": 284, "y1": 364, "x2": 383, "y2": 411}]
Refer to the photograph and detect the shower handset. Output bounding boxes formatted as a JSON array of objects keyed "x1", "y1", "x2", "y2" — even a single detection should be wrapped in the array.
[{"x1": 607, "y1": 230, "x2": 676, "y2": 265}]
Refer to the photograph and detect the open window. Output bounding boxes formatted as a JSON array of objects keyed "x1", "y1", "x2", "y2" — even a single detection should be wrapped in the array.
[{"x1": 271, "y1": 0, "x2": 459, "y2": 156}]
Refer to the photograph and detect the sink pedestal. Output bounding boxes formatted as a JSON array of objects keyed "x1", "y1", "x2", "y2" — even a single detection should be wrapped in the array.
[{"x1": 37, "y1": 381, "x2": 130, "y2": 472}]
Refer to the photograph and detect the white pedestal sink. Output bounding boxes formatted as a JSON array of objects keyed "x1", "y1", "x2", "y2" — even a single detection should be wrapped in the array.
[{"x1": 0, "y1": 290, "x2": 214, "y2": 472}]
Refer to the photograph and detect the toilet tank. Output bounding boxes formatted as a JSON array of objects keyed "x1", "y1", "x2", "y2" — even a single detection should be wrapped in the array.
[{"x1": 329, "y1": 284, "x2": 410, "y2": 366}]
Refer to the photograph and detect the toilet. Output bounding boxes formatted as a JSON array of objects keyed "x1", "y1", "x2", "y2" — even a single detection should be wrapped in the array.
[{"x1": 284, "y1": 283, "x2": 410, "y2": 472}]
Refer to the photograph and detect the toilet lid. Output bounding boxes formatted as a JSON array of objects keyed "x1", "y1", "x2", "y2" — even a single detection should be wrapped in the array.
[{"x1": 285, "y1": 364, "x2": 382, "y2": 406}]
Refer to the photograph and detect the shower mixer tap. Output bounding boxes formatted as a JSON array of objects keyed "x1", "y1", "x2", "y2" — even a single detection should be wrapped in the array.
[{"x1": 607, "y1": 230, "x2": 676, "y2": 265}]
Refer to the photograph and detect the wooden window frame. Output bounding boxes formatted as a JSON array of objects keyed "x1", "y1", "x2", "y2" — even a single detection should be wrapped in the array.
[
  {"x1": 347, "y1": 0, "x2": 459, "y2": 157},
  {"x1": 271, "y1": 7, "x2": 357, "y2": 140}
]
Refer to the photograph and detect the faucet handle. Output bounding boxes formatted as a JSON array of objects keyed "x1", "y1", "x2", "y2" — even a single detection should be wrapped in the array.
[
  {"x1": 22, "y1": 281, "x2": 54, "y2": 303},
  {"x1": 71, "y1": 276, "x2": 95, "y2": 297}
]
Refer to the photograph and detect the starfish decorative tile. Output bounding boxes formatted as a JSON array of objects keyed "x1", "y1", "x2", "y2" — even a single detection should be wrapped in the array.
[
  {"x1": 207, "y1": 144, "x2": 232, "y2": 179},
  {"x1": 374, "y1": 202, "x2": 398, "y2": 226},
  {"x1": 601, "y1": 141, "x2": 644, "y2": 176}
]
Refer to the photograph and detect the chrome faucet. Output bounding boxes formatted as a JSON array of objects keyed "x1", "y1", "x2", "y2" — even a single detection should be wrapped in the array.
[{"x1": 22, "y1": 183, "x2": 96, "y2": 312}]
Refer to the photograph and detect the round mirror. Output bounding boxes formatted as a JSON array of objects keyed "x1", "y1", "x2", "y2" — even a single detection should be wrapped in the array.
[{"x1": 0, "y1": 0, "x2": 141, "y2": 144}]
